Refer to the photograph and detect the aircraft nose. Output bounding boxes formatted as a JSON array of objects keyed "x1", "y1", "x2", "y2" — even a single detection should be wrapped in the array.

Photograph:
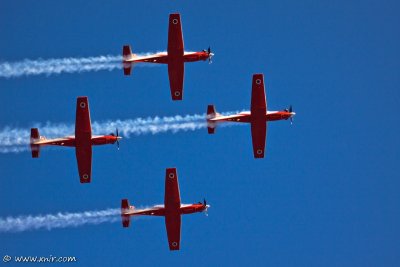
[{"x1": 290, "y1": 112, "x2": 296, "y2": 116}]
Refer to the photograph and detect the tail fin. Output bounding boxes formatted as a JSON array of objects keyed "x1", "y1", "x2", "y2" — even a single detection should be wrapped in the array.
[
  {"x1": 30, "y1": 128, "x2": 40, "y2": 158},
  {"x1": 207, "y1": 105, "x2": 217, "y2": 134},
  {"x1": 121, "y1": 199, "x2": 131, "y2": 228},
  {"x1": 122, "y1": 45, "x2": 133, "y2": 75}
]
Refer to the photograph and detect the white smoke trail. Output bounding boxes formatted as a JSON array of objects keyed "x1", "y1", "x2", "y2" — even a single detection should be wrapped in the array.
[
  {"x1": 0, "y1": 146, "x2": 29, "y2": 153},
  {"x1": 0, "y1": 114, "x2": 205, "y2": 153},
  {"x1": 0, "y1": 208, "x2": 119, "y2": 233},
  {"x1": 91, "y1": 114, "x2": 207, "y2": 137},
  {"x1": 0, "y1": 111, "x2": 243, "y2": 154},
  {"x1": 0, "y1": 51, "x2": 170, "y2": 78},
  {"x1": 0, "y1": 55, "x2": 122, "y2": 78}
]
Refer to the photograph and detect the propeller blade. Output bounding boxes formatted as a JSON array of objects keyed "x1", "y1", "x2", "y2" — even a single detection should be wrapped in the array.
[
  {"x1": 116, "y1": 128, "x2": 120, "y2": 150},
  {"x1": 207, "y1": 46, "x2": 213, "y2": 64},
  {"x1": 289, "y1": 105, "x2": 294, "y2": 125},
  {"x1": 203, "y1": 198, "x2": 208, "y2": 216}
]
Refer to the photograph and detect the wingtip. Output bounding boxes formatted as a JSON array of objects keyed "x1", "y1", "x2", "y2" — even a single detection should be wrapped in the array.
[
  {"x1": 169, "y1": 242, "x2": 180, "y2": 251},
  {"x1": 80, "y1": 174, "x2": 91, "y2": 183},
  {"x1": 253, "y1": 73, "x2": 264, "y2": 80}
]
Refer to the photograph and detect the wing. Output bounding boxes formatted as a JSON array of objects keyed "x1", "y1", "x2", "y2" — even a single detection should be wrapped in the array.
[
  {"x1": 75, "y1": 97, "x2": 92, "y2": 183},
  {"x1": 164, "y1": 168, "x2": 181, "y2": 250},
  {"x1": 251, "y1": 120, "x2": 267, "y2": 158},
  {"x1": 75, "y1": 97, "x2": 92, "y2": 137},
  {"x1": 164, "y1": 168, "x2": 181, "y2": 210},
  {"x1": 250, "y1": 74, "x2": 267, "y2": 158},
  {"x1": 250, "y1": 74, "x2": 267, "y2": 115},
  {"x1": 168, "y1": 61, "x2": 184, "y2": 100},
  {"x1": 165, "y1": 213, "x2": 181, "y2": 250},
  {"x1": 167, "y1": 14, "x2": 185, "y2": 100},
  {"x1": 75, "y1": 145, "x2": 92, "y2": 183},
  {"x1": 167, "y1": 13, "x2": 184, "y2": 57}
]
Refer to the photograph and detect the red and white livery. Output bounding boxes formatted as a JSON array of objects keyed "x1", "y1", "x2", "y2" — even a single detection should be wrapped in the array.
[
  {"x1": 122, "y1": 13, "x2": 214, "y2": 101},
  {"x1": 207, "y1": 74, "x2": 296, "y2": 158},
  {"x1": 121, "y1": 168, "x2": 210, "y2": 251},
  {"x1": 30, "y1": 97, "x2": 122, "y2": 183}
]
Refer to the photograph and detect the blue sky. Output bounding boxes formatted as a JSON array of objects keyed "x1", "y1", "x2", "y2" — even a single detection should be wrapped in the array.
[{"x1": 1, "y1": 0, "x2": 400, "y2": 266}]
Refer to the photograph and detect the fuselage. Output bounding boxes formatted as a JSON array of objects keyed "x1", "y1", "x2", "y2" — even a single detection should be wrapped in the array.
[
  {"x1": 124, "y1": 51, "x2": 211, "y2": 65},
  {"x1": 208, "y1": 110, "x2": 296, "y2": 124},
  {"x1": 32, "y1": 135, "x2": 120, "y2": 147},
  {"x1": 123, "y1": 203, "x2": 208, "y2": 217}
]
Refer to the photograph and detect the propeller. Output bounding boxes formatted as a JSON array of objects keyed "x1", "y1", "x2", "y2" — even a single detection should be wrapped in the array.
[
  {"x1": 110, "y1": 128, "x2": 122, "y2": 149},
  {"x1": 203, "y1": 198, "x2": 209, "y2": 216},
  {"x1": 288, "y1": 105, "x2": 294, "y2": 125},
  {"x1": 207, "y1": 46, "x2": 214, "y2": 64},
  {"x1": 116, "y1": 128, "x2": 120, "y2": 149}
]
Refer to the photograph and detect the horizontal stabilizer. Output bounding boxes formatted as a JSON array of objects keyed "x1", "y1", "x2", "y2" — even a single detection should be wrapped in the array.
[
  {"x1": 123, "y1": 62, "x2": 132, "y2": 75},
  {"x1": 122, "y1": 45, "x2": 133, "y2": 75},
  {"x1": 121, "y1": 199, "x2": 131, "y2": 228},
  {"x1": 207, "y1": 105, "x2": 217, "y2": 134},
  {"x1": 122, "y1": 215, "x2": 130, "y2": 228},
  {"x1": 30, "y1": 128, "x2": 40, "y2": 158},
  {"x1": 207, "y1": 105, "x2": 217, "y2": 118},
  {"x1": 122, "y1": 45, "x2": 132, "y2": 60}
]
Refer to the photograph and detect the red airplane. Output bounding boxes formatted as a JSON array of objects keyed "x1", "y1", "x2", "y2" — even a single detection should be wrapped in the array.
[
  {"x1": 29, "y1": 97, "x2": 122, "y2": 183},
  {"x1": 121, "y1": 168, "x2": 210, "y2": 251},
  {"x1": 122, "y1": 13, "x2": 214, "y2": 101},
  {"x1": 206, "y1": 73, "x2": 296, "y2": 158}
]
